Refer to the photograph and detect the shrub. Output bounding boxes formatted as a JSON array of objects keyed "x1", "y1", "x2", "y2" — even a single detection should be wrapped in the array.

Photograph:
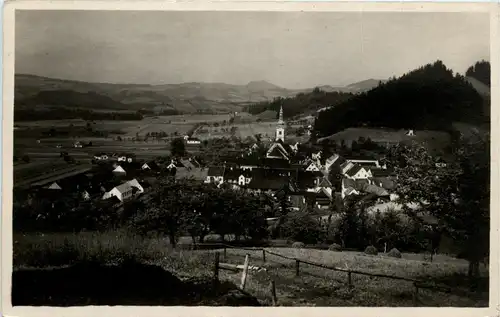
[
  {"x1": 387, "y1": 248, "x2": 402, "y2": 258},
  {"x1": 364, "y1": 245, "x2": 378, "y2": 255},
  {"x1": 280, "y1": 211, "x2": 325, "y2": 244},
  {"x1": 328, "y1": 243, "x2": 342, "y2": 251},
  {"x1": 292, "y1": 242, "x2": 305, "y2": 249}
]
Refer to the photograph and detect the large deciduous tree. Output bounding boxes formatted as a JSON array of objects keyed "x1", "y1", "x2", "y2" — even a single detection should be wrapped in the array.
[{"x1": 384, "y1": 132, "x2": 489, "y2": 279}]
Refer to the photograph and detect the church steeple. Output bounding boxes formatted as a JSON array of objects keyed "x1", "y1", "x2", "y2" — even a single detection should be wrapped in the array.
[
  {"x1": 276, "y1": 104, "x2": 285, "y2": 142},
  {"x1": 278, "y1": 105, "x2": 284, "y2": 125}
]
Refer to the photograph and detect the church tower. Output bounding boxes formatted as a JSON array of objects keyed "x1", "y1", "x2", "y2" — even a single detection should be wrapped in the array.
[{"x1": 276, "y1": 105, "x2": 285, "y2": 142}]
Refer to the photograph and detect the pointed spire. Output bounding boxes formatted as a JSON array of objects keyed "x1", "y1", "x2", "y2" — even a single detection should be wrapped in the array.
[{"x1": 278, "y1": 105, "x2": 284, "y2": 124}]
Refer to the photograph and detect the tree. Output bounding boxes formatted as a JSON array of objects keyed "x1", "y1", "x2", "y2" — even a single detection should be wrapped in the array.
[
  {"x1": 387, "y1": 134, "x2": 489, "y2": 281},
  {"x1": 131, "y1": 178, "x2": 191, "y2": 247},
  {"x1": 170, "y1": 137, "x2": 186, "y2": 158}
]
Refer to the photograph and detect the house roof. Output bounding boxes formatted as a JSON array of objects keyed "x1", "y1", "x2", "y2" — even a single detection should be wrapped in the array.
[
  {"x1": 46, "y1": 182, "x2": 62, "y2": 190},
  {"x1": 294, "y1": 171, "x2": 317, "y2": 190},
  {"x1": 262, "y1": 158, "x2": 291, "y2": 169},
  {"x1": 345, "y1": 155, "x2": 378, "y2": 161},
  {"x1": 180, "y1": 159, "x2": 196, "y2": 170},
  {"x1": 247, "y1": 174, "x2": 289, "y2": 190},
  {"x1": 175, "y1": 167, "x2": 208, "y2": 181},
  {"x1": 143, "y1": 161, "x2": 160, "y2": 170},
  {"x1": 266, "y1": 143, "x2": 290, "y2": 160},
  {"x1": 113, "y1": 165, "x2": 126, "y2": 173},
  {"x1": 345, "y1": 165, "x2": 364, "y2": 177},
  {"x1": 364, "y1": 184, "x2": 390, "y2": 197},
  {"x1": 370, "y1": 168, "x2": 395, "y2": 178},
  {"x1": 207, "y1": 166, "x2": 225, "y2": 177},
  {"x1": 369, "y1": 177, "x2": 396, "y2": 190}
]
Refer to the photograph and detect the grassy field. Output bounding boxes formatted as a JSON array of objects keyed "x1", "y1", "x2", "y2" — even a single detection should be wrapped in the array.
[
  {"x1": 318, "y1": 127, "x2": 452, "y2": 153},
  {"x1": 194, "y1": 122, "x2": 309, "y2": 143},
  {"x1": 13, "y1": 231, "x2": 488, "y2": 307}
]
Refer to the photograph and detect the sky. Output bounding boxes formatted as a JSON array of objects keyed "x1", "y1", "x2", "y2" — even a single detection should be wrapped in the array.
[{"x1": 15, "y1": 11, "x2": 490, "y2": 89}]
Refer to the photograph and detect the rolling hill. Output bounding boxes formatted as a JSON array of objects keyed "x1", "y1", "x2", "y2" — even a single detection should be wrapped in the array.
[{"x1": 14, "y1": 74, "x2": 387, "y2": 117}]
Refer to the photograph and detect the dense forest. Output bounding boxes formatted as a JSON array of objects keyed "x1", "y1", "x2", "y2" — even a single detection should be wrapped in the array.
[
  {"x1": 466, "y1": 60, "x2": 490, "y2": 87},
  {"x1": 245, "y1": 88, "x2": 354, "y2": 119},
  {"x1": 314, "y1": 60, "x2": 488, "y2": 138}
]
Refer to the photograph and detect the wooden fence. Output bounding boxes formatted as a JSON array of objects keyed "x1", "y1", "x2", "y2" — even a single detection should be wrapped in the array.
[{"x1": 202, "y1": 243, "x2": 466, "y2": 306}]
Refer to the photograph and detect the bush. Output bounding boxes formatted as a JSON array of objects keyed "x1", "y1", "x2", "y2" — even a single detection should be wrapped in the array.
[
  {"x1": 387, "y1": 248, "x2": 402, "y2": 258},
  {"x1": 292, "y1": 242, "x2": 305, "y2": 249},
  {"x1": 364, "y1": 245, "x2": 378, "y2": 255},
  {"x1": 279, "y1": 211, "x2": 325, "y2": 244},
  {"x1": 328, "y1": 243, "x2": 342, "y2": 251}
]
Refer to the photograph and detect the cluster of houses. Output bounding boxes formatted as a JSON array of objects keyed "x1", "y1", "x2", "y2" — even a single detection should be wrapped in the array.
[
  {"x1": 19, "y1": 106, "x2": 424, "y2": 218},
  {"x1": 199, "y1": 106, "x2": 399, "y2": 215},
  {"x1": 20, "y1": 159, "x2": 165, "y2": 209}
]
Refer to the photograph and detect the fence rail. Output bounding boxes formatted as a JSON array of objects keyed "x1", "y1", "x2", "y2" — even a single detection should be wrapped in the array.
[{"x1": 199, "y1": 242, "x2": 475, "y2": 306}]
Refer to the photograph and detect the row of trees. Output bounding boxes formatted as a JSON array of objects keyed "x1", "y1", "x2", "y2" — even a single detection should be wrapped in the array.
[
  {"x1": 130, "y1": 179, "x2": 275, "y2": 246},
  {"x1": 15, "y1": 109, "x2": 144, "y2": 122},
  {"x1": 246, "y1": 89, "x2": 353, "y2": 119}
]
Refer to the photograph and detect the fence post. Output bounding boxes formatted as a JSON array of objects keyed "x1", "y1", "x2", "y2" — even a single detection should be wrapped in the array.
[
  {"x1": 295, "y1": 259, "x2": 300, "y2": 277},
  {"x1": 270, "y1": 280, "x2": 277, "y2": 306},
  {"x1": 347, "y1": 271, "x2": 352, "y2": 288},
  {"x1": 412, "y1": 282, "x2": 419, "y2": 306},
  {"x1": 240, "y1": 254, "x2": 250, "y2": 290},
  {"x1": 262, "y1": 249, "x2": 266, "y2": 263},
  {"x1": 213, "y1": 252, "x2": 220, "y2": 284}
]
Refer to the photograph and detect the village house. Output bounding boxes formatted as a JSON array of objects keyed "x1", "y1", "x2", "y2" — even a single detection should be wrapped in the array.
[
  {"x1": 186, "y1": 137, "x2": 201, "y2": 145},
  {"x1": 345, "y1": 164, "x2": 373, "y2": 180},
  {"x1": 205, "y1": 166, "x2": 225, "y2": 185},
  {"x1": 102, "y1": 178, "x2": 145, "y2": 202}
]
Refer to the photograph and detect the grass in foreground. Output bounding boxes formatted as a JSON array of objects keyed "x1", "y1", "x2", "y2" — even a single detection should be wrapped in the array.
[{"x1": 13, "y1": 231, "x2": 489, "y2": 307}]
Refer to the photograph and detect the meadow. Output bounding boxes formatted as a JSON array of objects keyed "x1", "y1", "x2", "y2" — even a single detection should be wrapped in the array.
[{"x1": 13, "y1": 231, "x2": 488, "y2": 307}]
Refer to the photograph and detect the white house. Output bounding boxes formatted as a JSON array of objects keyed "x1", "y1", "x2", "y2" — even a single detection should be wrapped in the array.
[
  {"x1": 205, "y1": 167, "x2": 225, "y2": 184},
  {"x1": 305, "y1": 161, "x2": 321, "y2": 172},
  {"x1": 345, "y1": 165, "x2": 373, "y2": 180},
  {"x1": 186, "y1": 138, "x2": 201, "y2": 145},
  {"x1": 112, "y1": 165, "x2": 126, "y2": 175},
  {"x1": 46, "y1": 182, "x2": 62, "y2": 190},
  {"x1": 102, "y1": 179, "x2": 144, "y2": 202}
]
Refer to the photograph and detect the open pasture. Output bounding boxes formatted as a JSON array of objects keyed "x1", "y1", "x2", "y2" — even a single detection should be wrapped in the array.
[
  {"x1": 13, "y1": 231, "x2": 488, "y2": 307},
  {"x1": 318, "y1": 127, "x2": 451, "y2": 151}
]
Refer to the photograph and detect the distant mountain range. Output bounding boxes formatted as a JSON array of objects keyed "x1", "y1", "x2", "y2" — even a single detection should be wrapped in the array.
[{"x1": 14, "y1": 74, "x2": 386, "y2": 114}]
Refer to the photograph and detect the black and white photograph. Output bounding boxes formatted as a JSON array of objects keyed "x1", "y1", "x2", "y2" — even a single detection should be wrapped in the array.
[{"x1": 3, "y1": 2, "x2": 496, "y2": 312}]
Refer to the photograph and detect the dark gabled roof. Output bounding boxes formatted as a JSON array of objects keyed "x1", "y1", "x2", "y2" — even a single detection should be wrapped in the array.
[
  {"x1": 180, "y1": 159, "x2": 196, "y2": 170},
  {"x1": 262, "y1": 158, "x2": 291, "y2": 169},
  {"x1": 224, "y1": 167, "x2": 243, "y2": 181},
  {"x1": 345, "y1": 155, "x2": 378, "y2": 161},
  {"x1": 144, "y1": 161, "x2": 160, "y2": 170},
  {"x1": 247, "y1": 174, "x2": 289, "y2": 191},
  {"x1": 369, "y1": 177, "x2": 396, "y2": 190},
  {"x1": 207, "y1": 166, "x2": 225, "y2": 177},
  {"x1": 294, "y1": 171, "x2": 317, "y2": 190},
  {"x1": 345, "y1": 165, "x2": 364, "y2": 177},
  {"x1": 369, "y1": 168, "x2": 390, "y2": 177}
]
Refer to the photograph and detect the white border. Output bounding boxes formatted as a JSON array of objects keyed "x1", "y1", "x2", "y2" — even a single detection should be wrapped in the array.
[{"x1": 2, "y1": 2, "x2": 499, "y2": 317}]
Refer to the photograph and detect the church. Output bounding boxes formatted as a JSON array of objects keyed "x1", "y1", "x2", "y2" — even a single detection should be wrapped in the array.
[{"x1": 265, "y1": 105, "x2": 296, "y2": 161}]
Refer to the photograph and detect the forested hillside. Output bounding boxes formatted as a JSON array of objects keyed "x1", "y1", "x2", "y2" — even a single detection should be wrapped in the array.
[
  {"x1": 314, "y1": 61, "x2": 488, "y2": 137},
  {"x1": 245, "y1": 88, "x2": 354, "y2": 119},
  {"x1": 466, "y1": 60, "x2": 490, "y2": 87}
]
